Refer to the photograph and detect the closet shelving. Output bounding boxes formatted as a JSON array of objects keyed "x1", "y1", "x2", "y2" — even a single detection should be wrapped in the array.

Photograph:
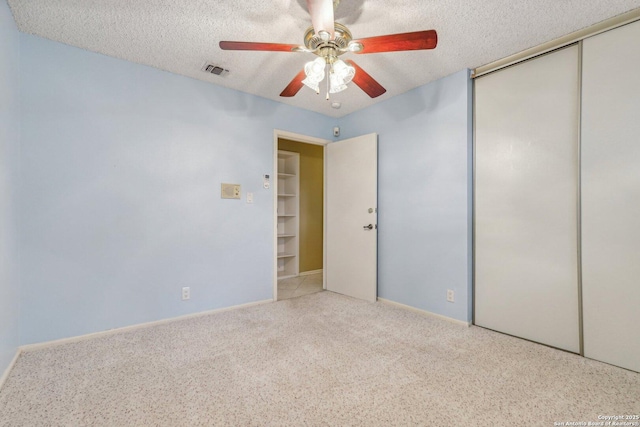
[{"x1": 277, "y1": 151, "x2": 299, "y2": 279}]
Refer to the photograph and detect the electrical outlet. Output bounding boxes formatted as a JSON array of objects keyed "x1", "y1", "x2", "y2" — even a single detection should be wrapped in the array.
[
  {"x1": 446, "y1": 289, "x2": 455, "y2": 303},
  {"x1": 182, "y1": 287, "x2": 190, "y2": 300}
]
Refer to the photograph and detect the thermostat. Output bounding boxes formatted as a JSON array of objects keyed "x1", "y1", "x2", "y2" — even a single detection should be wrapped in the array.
[{"x1": 221, "y1": 183, "x2": 241, "y2": 199}]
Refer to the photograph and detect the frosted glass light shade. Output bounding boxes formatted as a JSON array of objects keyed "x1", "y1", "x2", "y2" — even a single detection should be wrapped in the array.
[
  {"x1": 329, "y1": 59, "x2": 355, "y2": 93},
  {"x1": 302, "y1": 58, "x2": 326, "y2": 92}
]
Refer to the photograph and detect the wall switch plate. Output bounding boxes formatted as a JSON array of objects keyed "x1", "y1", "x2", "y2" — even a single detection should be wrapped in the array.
[
  {"x1": 247, "y1": 192, "x2": 254, "y2": 203},
  {"x1": 221, "y1": 183, "x2": 241, "y2": 199},
  {"x1": 182, "y1": 287, "x2": 190, "y2": 300},
  {"x1": 446, "y1": 289, "x2": 455, "y2": 303}
]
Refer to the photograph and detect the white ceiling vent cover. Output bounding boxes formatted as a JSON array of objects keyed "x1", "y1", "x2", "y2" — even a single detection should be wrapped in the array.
[{"x1": 201, "y1": 63, "x2": 229, "y2": 76}]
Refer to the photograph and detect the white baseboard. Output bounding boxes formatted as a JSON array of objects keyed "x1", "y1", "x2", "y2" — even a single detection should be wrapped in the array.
[
  {"x1": 20, "y1": 299, "x2": 273, "y2": 353},
  {"x1": 0, "y1": 348, "x2": 22, "y2": 392},
  {"x1": 377, "y1": 298, "x2": 471, "y2": 327},
  {"x1": 298, "y1": 269, "x2": 323, "y2": 276}
]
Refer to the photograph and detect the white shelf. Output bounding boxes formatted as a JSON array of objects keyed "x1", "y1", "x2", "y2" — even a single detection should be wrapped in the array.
[
  {"x1": 277, "y1": 252, "x2": 295, "y2": 259},
  {"x1": 277, "y1": 150, "x2": 300, "y2": 278}
]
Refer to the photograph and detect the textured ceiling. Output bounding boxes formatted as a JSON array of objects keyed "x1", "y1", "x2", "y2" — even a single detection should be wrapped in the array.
[{"x1": 7, "y1": 0, "x2": 640, "y2": 118}]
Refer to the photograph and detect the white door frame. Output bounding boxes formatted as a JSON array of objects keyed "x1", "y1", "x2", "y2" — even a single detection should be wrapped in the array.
[{"x1": 273, "y1": 129, "x2": 330, "y2": 301}]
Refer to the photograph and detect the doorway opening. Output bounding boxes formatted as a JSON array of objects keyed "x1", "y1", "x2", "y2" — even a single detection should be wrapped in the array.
[
  {"x1": 273, "y1": 130, "x2": 329, "y2": 301},
  {"x1": 273, "y1": 130, "x2": 379, "y2": 303}
]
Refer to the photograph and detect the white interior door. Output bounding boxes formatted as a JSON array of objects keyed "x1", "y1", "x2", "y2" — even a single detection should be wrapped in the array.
[{"x1": 326, "y1": 133, "x2": 378, "y2": 302}]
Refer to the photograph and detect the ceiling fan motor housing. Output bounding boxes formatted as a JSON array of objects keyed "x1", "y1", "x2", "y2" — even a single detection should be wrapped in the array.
[{"x1": 304, "y1": 22, "x2": 353, "y2": 61}]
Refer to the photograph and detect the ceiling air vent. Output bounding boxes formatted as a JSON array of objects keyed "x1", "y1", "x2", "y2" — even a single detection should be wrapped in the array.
[{"x1": 202, "y1": 63, "x2": 229, "y2": 77}]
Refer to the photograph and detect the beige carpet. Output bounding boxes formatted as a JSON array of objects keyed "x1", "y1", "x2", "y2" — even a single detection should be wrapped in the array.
[{"x1": 1, "y1": 291, "x2": 638, "y2": 426}]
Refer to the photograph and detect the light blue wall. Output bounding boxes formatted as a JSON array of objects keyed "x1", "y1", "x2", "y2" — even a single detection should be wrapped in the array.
[
  {"x1": 0, "y1": 0, "x2": 22, "y2": 372},
  {"x1": 338, "y1": 69, "x2": 473, "y2": 322},
  {"x1": 18, "y1": 34, "x2": 334, "y2": 344},
  {"x1": 13, "y1": 26, "x2": 472, "y2": 347}
]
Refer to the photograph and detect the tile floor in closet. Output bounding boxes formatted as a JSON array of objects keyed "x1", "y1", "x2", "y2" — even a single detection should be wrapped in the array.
[{"x1": 277, "y1": 272, "x2": 323, "y2": 300}]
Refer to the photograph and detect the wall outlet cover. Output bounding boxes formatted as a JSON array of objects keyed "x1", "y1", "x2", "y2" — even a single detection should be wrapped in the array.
[{"x1": 446, "y1": 289, "x2": 455, "y2": 303}]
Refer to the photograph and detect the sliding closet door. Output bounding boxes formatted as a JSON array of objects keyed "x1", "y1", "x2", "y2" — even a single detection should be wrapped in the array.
[
  {"x1": 475, "y1": 45, "x2": 580, "y2": 352},
  {"x1": 581, "y1": 21, "x2": 640, "y2": 372}
]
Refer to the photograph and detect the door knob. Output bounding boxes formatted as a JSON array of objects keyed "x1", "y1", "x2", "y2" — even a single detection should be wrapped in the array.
[{"x1": 363, "y1": 224, "x2": 374, "y2": 230}]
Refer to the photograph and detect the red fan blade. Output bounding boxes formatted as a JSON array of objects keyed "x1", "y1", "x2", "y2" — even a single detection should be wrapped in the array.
[
  {"x1": 307, "y1": 0, "x2": 335, "y2": 40},
  {"x1": 354, "y1": 30, "x2": 437, "y2": 54},
  {"x1": 280, "y1": 69, "x2": 307, "y2": 97},
  {"x1": 219, "y1": 41, "x2": 300, "y2": 52},
  {"x1": 344, "y1": 60, "x2": 386, "y2": 98}
]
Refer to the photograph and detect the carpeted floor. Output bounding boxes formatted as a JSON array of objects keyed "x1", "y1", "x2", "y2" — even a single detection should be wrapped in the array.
[{"x1": 1, "y1": 291, "x2": 638, "y2": 426}]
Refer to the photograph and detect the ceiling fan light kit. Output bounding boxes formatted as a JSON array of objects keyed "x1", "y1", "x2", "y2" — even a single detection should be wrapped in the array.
[
  {"x1": 219, "y1": 0, "x2": 437, "y2": 102},
  {"x1": 328, "y1": 59, "x2": 355, "y2": 93},
  {"x1": 302, "y1": 57, "x2": 325, "y2": 93}
]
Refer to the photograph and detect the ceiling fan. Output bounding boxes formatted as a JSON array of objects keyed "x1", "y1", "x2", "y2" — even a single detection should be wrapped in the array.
[{"x1": 219, "y1": 0, "x2": 437, "y2": 99}]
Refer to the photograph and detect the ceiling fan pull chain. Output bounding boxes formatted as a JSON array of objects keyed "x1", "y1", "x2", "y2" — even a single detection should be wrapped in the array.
[{"x1": 326, "y1": 62, "x2": 330, "y2": 100}]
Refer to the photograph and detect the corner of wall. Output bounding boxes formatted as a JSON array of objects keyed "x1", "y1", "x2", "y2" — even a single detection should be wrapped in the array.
[
  {"x1": 0, "y1": 0, "x2": 23, "y2": 379},
  {"x1": 466, "y1": 68, "x2": 474, "y2": 324},
  {"x1": 339, "y1": 69, "x2": 474, "y2": 324}
]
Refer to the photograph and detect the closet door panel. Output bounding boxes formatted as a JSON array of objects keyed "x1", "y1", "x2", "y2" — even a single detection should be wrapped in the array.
[
  {"x1": 582, "y1": 21, "x2": 640, "y2": 372},
  {"x1": 475, "y1": 45, "x2": 580, "y2": 352}
]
